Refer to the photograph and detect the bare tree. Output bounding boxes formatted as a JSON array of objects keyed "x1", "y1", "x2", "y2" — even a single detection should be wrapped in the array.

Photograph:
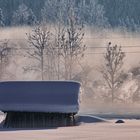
[
  {"x1": 53, "y1": 23, "x2": 66, "y2": 80},
  {"x1": 59, "y1": 16, "x2": 86, "y2": 80},
  {"x1": 50, "y1": 3, "x2": 86, "y2": 80},
  {"x1": 101, "y1": 42, "x2": 125, "y2": 102},
  {"x1": 26, "y1": 25, "x2": 51, "y2": 80},
  {"x1": 0, "y1": 40, "x2": 11, "y2": 80}
]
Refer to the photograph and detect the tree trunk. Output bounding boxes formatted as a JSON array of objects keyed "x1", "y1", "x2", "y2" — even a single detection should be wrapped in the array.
[
  {"x1": 41, "y1": 49, "x2": 44, "y2": 80},
  {"x1": 111, "y1": 87, "x2": 114, "y2": 103}
]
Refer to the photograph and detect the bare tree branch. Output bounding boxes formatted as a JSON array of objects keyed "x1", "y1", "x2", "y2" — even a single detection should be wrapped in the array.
[{"x1": 101, "y1": 42, "x2": 125, "y2": 102}]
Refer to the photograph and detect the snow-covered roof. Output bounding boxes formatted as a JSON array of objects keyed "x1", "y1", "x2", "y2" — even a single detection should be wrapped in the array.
[{"x1": 0, "y1": 81, "x2": 80, "y2": 113}]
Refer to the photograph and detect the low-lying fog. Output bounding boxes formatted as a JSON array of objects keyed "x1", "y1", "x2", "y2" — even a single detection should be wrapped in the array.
[{"x1": 0, "y1": 26, "x2": 140, "y2": 114}]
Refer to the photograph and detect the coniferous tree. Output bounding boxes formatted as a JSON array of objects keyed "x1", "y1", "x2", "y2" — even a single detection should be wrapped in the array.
[
  {"x1": 12, "y1": 3, "x2": 37, "y2": 26},
  {"x1": 12, "y1": 3, "x2": 29, "y2": 25},
  {"x1": 77, "y1": 0, "x2": 109, "y2": 27},
  {"x1": 0, "y1": 8, "x2": 4, "y2": 27},
  {"x1": 27, "y1": 9, "x2": 37, "y2": 25},
  {"x1": 119, "y1": 17, "x2": 139, "y2": 32},
  {"x1": 41, "y1": 0, "x2": 71, "y2": 24}
]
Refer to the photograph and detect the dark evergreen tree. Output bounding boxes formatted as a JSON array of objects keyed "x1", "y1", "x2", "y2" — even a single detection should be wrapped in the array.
[
  {"x1": 119, "y1": 17, "x2": 139, "y2": 32},
  {"x1": 27, "y1": 9, "x2": 37, "y2": 25},
  {"x1": 77, "y1": 0, "x2": 109, "y2": 27},
  {"x1": 12, "y1": 3, "x2": 37, "y2": 26},
  {"x1": 0, "y1": 8, "x2": 4, "y2": 26},
  {"x1": 12, "y1": 3, "x2": 29, "y2": 25},
  {"x1": 98, "y1": 0, "x2": 140, "y2": 29},
  {"x1": 41, "y1": 0, "x2": 70, "y2": 24}
]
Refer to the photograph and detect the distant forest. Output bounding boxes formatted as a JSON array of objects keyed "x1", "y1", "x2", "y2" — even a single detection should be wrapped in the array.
[{"x1": 0, "y1": 0, "x2": 140, "y2": 30}]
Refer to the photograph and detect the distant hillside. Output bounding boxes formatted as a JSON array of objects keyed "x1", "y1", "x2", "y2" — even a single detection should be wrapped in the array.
[
  {"x1": 0, "y1": 0, "x2": 140, "y2": 30},
  {"x1": 99, "y1": 0, "x2": 140, "y2": 28}
]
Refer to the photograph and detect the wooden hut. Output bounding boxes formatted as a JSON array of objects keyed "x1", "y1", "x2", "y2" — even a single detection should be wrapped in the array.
[{"x1": 0, "y1": 81, "x2": 80, "y2": 128}]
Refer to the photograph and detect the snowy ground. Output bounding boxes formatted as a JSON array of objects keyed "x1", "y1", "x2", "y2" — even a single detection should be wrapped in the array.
[{"x1": 1, "y1": 114, "x2": 140, "y2": 140}]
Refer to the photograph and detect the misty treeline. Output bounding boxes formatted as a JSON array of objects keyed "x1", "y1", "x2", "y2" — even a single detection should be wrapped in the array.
[
  {"x1": 0, "y1": 0, "x2": 140, "y2": 31},
  {"x1": 0, "y1": 3, "x2": 87, "y2": 82},
  {"x1": 24, "y1": 20, "x2": 86, "y2": 81},
  {"x1": 0, "y1": 28, "x2": 140, "y2": 104}
]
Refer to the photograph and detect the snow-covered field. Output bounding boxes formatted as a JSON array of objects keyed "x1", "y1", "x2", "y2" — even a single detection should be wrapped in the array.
[{"x1": 1, "y1": 114, "x2": 140, "y2": 140}]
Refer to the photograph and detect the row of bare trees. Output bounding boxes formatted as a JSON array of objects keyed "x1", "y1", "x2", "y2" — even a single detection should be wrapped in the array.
[
  {"x1": 26, "y1": 22, "x2": 126, "y2": 102},
  {"x1": 26, "y1": 17, "x2": 86, "y2": 80},
  {"x1": 0, "y1": 28, "x2": 126, "y2": 103},
  {"x1": 0, "y1": 25, "x2": 128, "y2": 103}
]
